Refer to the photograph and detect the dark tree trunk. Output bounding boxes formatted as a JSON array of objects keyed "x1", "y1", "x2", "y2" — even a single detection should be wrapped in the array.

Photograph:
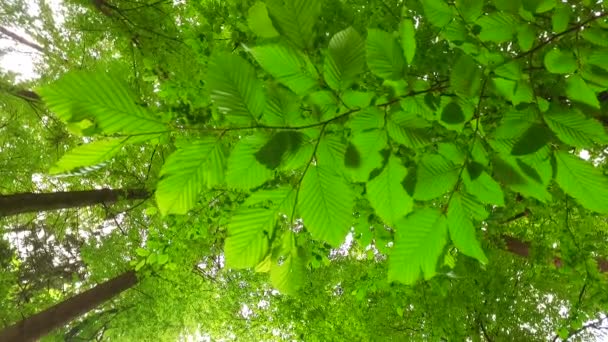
[
  {"x1": 0, "y1": 270, "x2": 138, "y2": 342},
  {"x1": 0, "y1": 188, "x2": 149, "y2": 217}
]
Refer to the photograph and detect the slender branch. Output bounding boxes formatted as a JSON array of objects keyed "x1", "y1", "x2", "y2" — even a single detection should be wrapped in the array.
[
  {"x1": 514, "y1": 12, "x2": 607, "y2": 61},
  {"x1": 0, "y1": 26, "x2": 44, "y2": 53},
  {"x1": 289, "y1": 123, "x2": 328, "y2": 224},
  {"x1": 444, "y1": 75, "x2": 489, "y2": 211}
]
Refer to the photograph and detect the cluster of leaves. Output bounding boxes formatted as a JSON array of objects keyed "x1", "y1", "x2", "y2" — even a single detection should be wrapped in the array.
[{"x1": 36, "y1": 0, "x2": 608, "y2": 298}]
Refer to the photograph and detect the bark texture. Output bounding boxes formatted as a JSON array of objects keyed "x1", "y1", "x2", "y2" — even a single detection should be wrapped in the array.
[
  {"x1": 0, "y1": 188, "x2": 149, "y2": 217},
  {"x1": 0, "y1": 270, "x2": 137, "y2": 342}
]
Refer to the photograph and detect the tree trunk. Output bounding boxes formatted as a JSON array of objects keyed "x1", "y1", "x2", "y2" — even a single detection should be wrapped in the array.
[
  {"x1": 0, "y1": 270, "x2": 138, "y2": 342},
  {"x1": 0, "y1": 188, "x2": 149, "y2": 217}
]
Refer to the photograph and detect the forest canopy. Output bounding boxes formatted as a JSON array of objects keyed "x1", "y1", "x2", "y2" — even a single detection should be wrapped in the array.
[{"x1": 1, "y1": 0, "x2": 608, "y2": 340}]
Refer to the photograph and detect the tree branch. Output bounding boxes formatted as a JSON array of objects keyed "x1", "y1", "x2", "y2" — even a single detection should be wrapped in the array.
[{"x1": 0, "y1": 26, "x2": 44, "y2": 53}]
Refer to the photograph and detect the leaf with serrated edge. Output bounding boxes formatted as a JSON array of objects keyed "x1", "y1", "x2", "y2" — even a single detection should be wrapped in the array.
[
  {"x1": 366, "y1": 155, "x2": 413, "y2": 226},
  {"x1": 226, "y1": 134, "x2": 274, "y2": 190},
  {"x1": 207, "y1": 53, "x2": 265, "y2": 125},
  {"x1": 389, "y1": 209, "x2": 448, "y2": 284},
  {"x1": 448, "y1": 193, "x2": 488, "y2": 264},
  {"x1": 50, "y1": 138, "x2": 126, "y2": 174},
  {"x1": 299, "y1": 165, "x2": 354, "y2": 246},
  {"x1": 544, "y1": 107, "x2": 608, "y2": 148},
  {"x1": 156, "y1": 137, "x2": 224, "y2": 215},
  {"x1": 324, "y1": 27, "x2": 365, "y2": 91},
  {"x1": 414, "y1": 154, "x2": 460, "y2": 201},
  {"x1": 38, "y1": 71, "x2": 166, "y2": 135},
  {"x1": 554, "y1": 151, "x2": 608, "y2": 214}
]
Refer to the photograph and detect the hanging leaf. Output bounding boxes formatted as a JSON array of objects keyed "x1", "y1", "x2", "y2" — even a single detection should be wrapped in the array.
[
  {"x1": 447, "y1": 193, "x2": 488, "y2": 264},
  {"x1": 441, "y1": 101, "x2": 465, "y2": 125},
  {"x1": 266, "y1": 0, "x2": 321, "y2": 49},
  {"x1": 387, "y1": 111, "x2": 433, "y2": 149},
  {"x1": 207, "y1": 53, "x2": 265, "y2": 125},
  {"x1": 544, "y1": 106, "x2": 608, "y2": 148},
  {"x1": 366, "y1": 155, "x2": 414, "y2": 226},
  {"x1": 463, "y1": 169, "x2": 505, "y2": 206},
  {"x1": 477, "y1": 13, "x2": 518, "y2": 43},
  {"x1": 551, "y1": 4, "x2": 570, "y2": 33},
  {"x1": 255, "y1": 131, "x2": 305, "y2": 169},
  {"x1": 156, "y1": 137, "x2": 225, "y2": 215},
  {"x1": 581, "y1": 27, "x2": 608, "y2": 47},
  {"x1": 50, "y1": 138, "x2": 126, "y2": 174},
  {"x1": 248, "y1": 2, "x2": 279, "y2": 38},
  {"x1": 38, "y1": 71, "x2": 166, "y2": 135},
  {"x1": 554, "y1": 151, "x2": 608, "y2": 214},
  {"x1": 451, "y1": 54, "x2": 482, "y2": 97},
  {"x1": 270, "y1": 233, "x2": 306, "y2": 294},
  {"x1": 225, "y1": 208, "x2": 275, "y2": 268},
  {"x1": 299, "y1": 165, "x2": 354, "y2": 246},
  {"x1": 400, "y1": 19, "x2": 416, "y2": 65},
  {"x1": 492, "y1": 156, "x2": 552, "y2": 202},
  {"x1": 366, "y1": 29, "x2": 405, "y2": 80},
  {"x1": 456, "y1": 0, "x2": 483, "y2": 22},
  {"x1": 324, "y1": 27, "x2": 366, "y2": 91},
  {"x1": 249, "y1": 44, "x2": 318, "y2": 95},
  {"x1": 226, "y1": 134, "x2": 275, "y2": 190},
  {"x1": 565, "y1": 75, "x2": 600, "y2": 109},
  {"x1": 388, "y1": 209, "x2": 448, "y2": 284},
  {"x1": 511, "y1": 124, "x2": 553, "y2": 156},
  {"x1": 544, "y1": 49, "x2": 577, "y2": 74},
  {"x1": 345, "y1": 129, "x2": 388, "y2": 182},
  {"x1": 414, "y1": 154, "x2": 460, "y2": 201},
  {"x1": 421, "y1": 0, "x2": 453, "y2": 28}
]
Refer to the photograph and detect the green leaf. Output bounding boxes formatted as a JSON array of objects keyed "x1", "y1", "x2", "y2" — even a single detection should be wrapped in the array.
[
  {"x1": 345, "y1": 129, "x2": 387, "y2": 182},
  {"x1": 581, "y1": 27, "x2": 608, "y2": 47},
  {"x1": 366, "y1": 155, "x2": 414, "y2": 226},
  {"x1": 552, "y1": 4, "x2": 570, "y2": 33},
  {"x1": 523, "y1": 0, "x2": 555, "y2": 13},
  {"x1": 387, "y1": 111, "x2": 433, "y2": 149},
  {"x1": 544, "y1": 49, "x2": 577, "y2": 74},
  {"x1": 544, "y1": 106, "x2": 608, "y2": 148},
  {"x1": 225, "y1": 208, "x2": 274, "y2": 268},
  {"x1": 565, "y1": 75, "x2": 600, "y2": 109},
  {"x1": 421, "y1": 0, "x2": 453, "y2": 28},
  {"x1": 50, "y1": 138, "x2": 125, "y2": 174},
  {"x1": 517, "y1": 24, "x2": 536, "y2": 52},
  {"x1": 299, "y1": 165, "x2": 354, "y2": 246},
  {"x1": 207, "y1": 53, "x2": 265, "y2": 125},
  {"x1": 156, "y1": 137, "x2": 225, "y2": 215},
  {"x1": 266, "y1": 0, "x2": 321, "y2": 49},
  {"x1": 451, "y1": 54, "x2": 482, "y2": 97},
  {"x1": 249, "y1": 44, "x2": 318, "y2": 95},
  {"x1": 400, "y1": 19, "x2": 416, "y2": 65},
  {"x1": 438, "y1": 142, "x2": 466, "y2": 164},
  {"x1": 270, "y1": 233, "x2": 306, "y2": 294},
  {"x1": 447, "y1": 193, "x2": 488, "y2": 264},
  {"x1": 477, "y1": 13, "x2": 518, "y2": 43},
  {"x1": 463, "y1": 169, "x2": 505, "y2": 206},
  {"x1": 414, "y1": 154, "x2": 460, "y2": 201},
  {"x1": 456, "y1": 0, "x2": 483, "y2": 22},
  {"x1": 492, "y1": 156, "x2": 552, "y2": 202},
  {"x1": 389, "y1": 209, "x2": 448, "y2": 284},
  {"x1": 366, "y1": 29, "x2": 405, "y2": 80},
  {"x1": 441, "y1": 101, "x2": 465, "y2": 125},
  {"x1": 347, "y1": 107, "x2": 384, "y2": 132},
  {"x1": 255, "y1": 131, "x2": 305, "y2": 169},
  {"x1": 511, "y1": 124, "x2": 553, "y2": 156},
  {"x1": 38, "y1": 71, "x2": 166, "y2": 135},
  {"x1": 248, "y1": 2, "x2": 279, "y2": 38},
  {"x1": 461, "y1": 192, "x2": 489, "y2": 221},
  {"x1": 554, "y1": 151, "x2": 608, "y2": 214},
  {"x1": 226, "y1": 134, "x2": 275, "y2": 190},
  {"x1": 324, "y1": 27, "x2": 366, "y2": 91}
]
